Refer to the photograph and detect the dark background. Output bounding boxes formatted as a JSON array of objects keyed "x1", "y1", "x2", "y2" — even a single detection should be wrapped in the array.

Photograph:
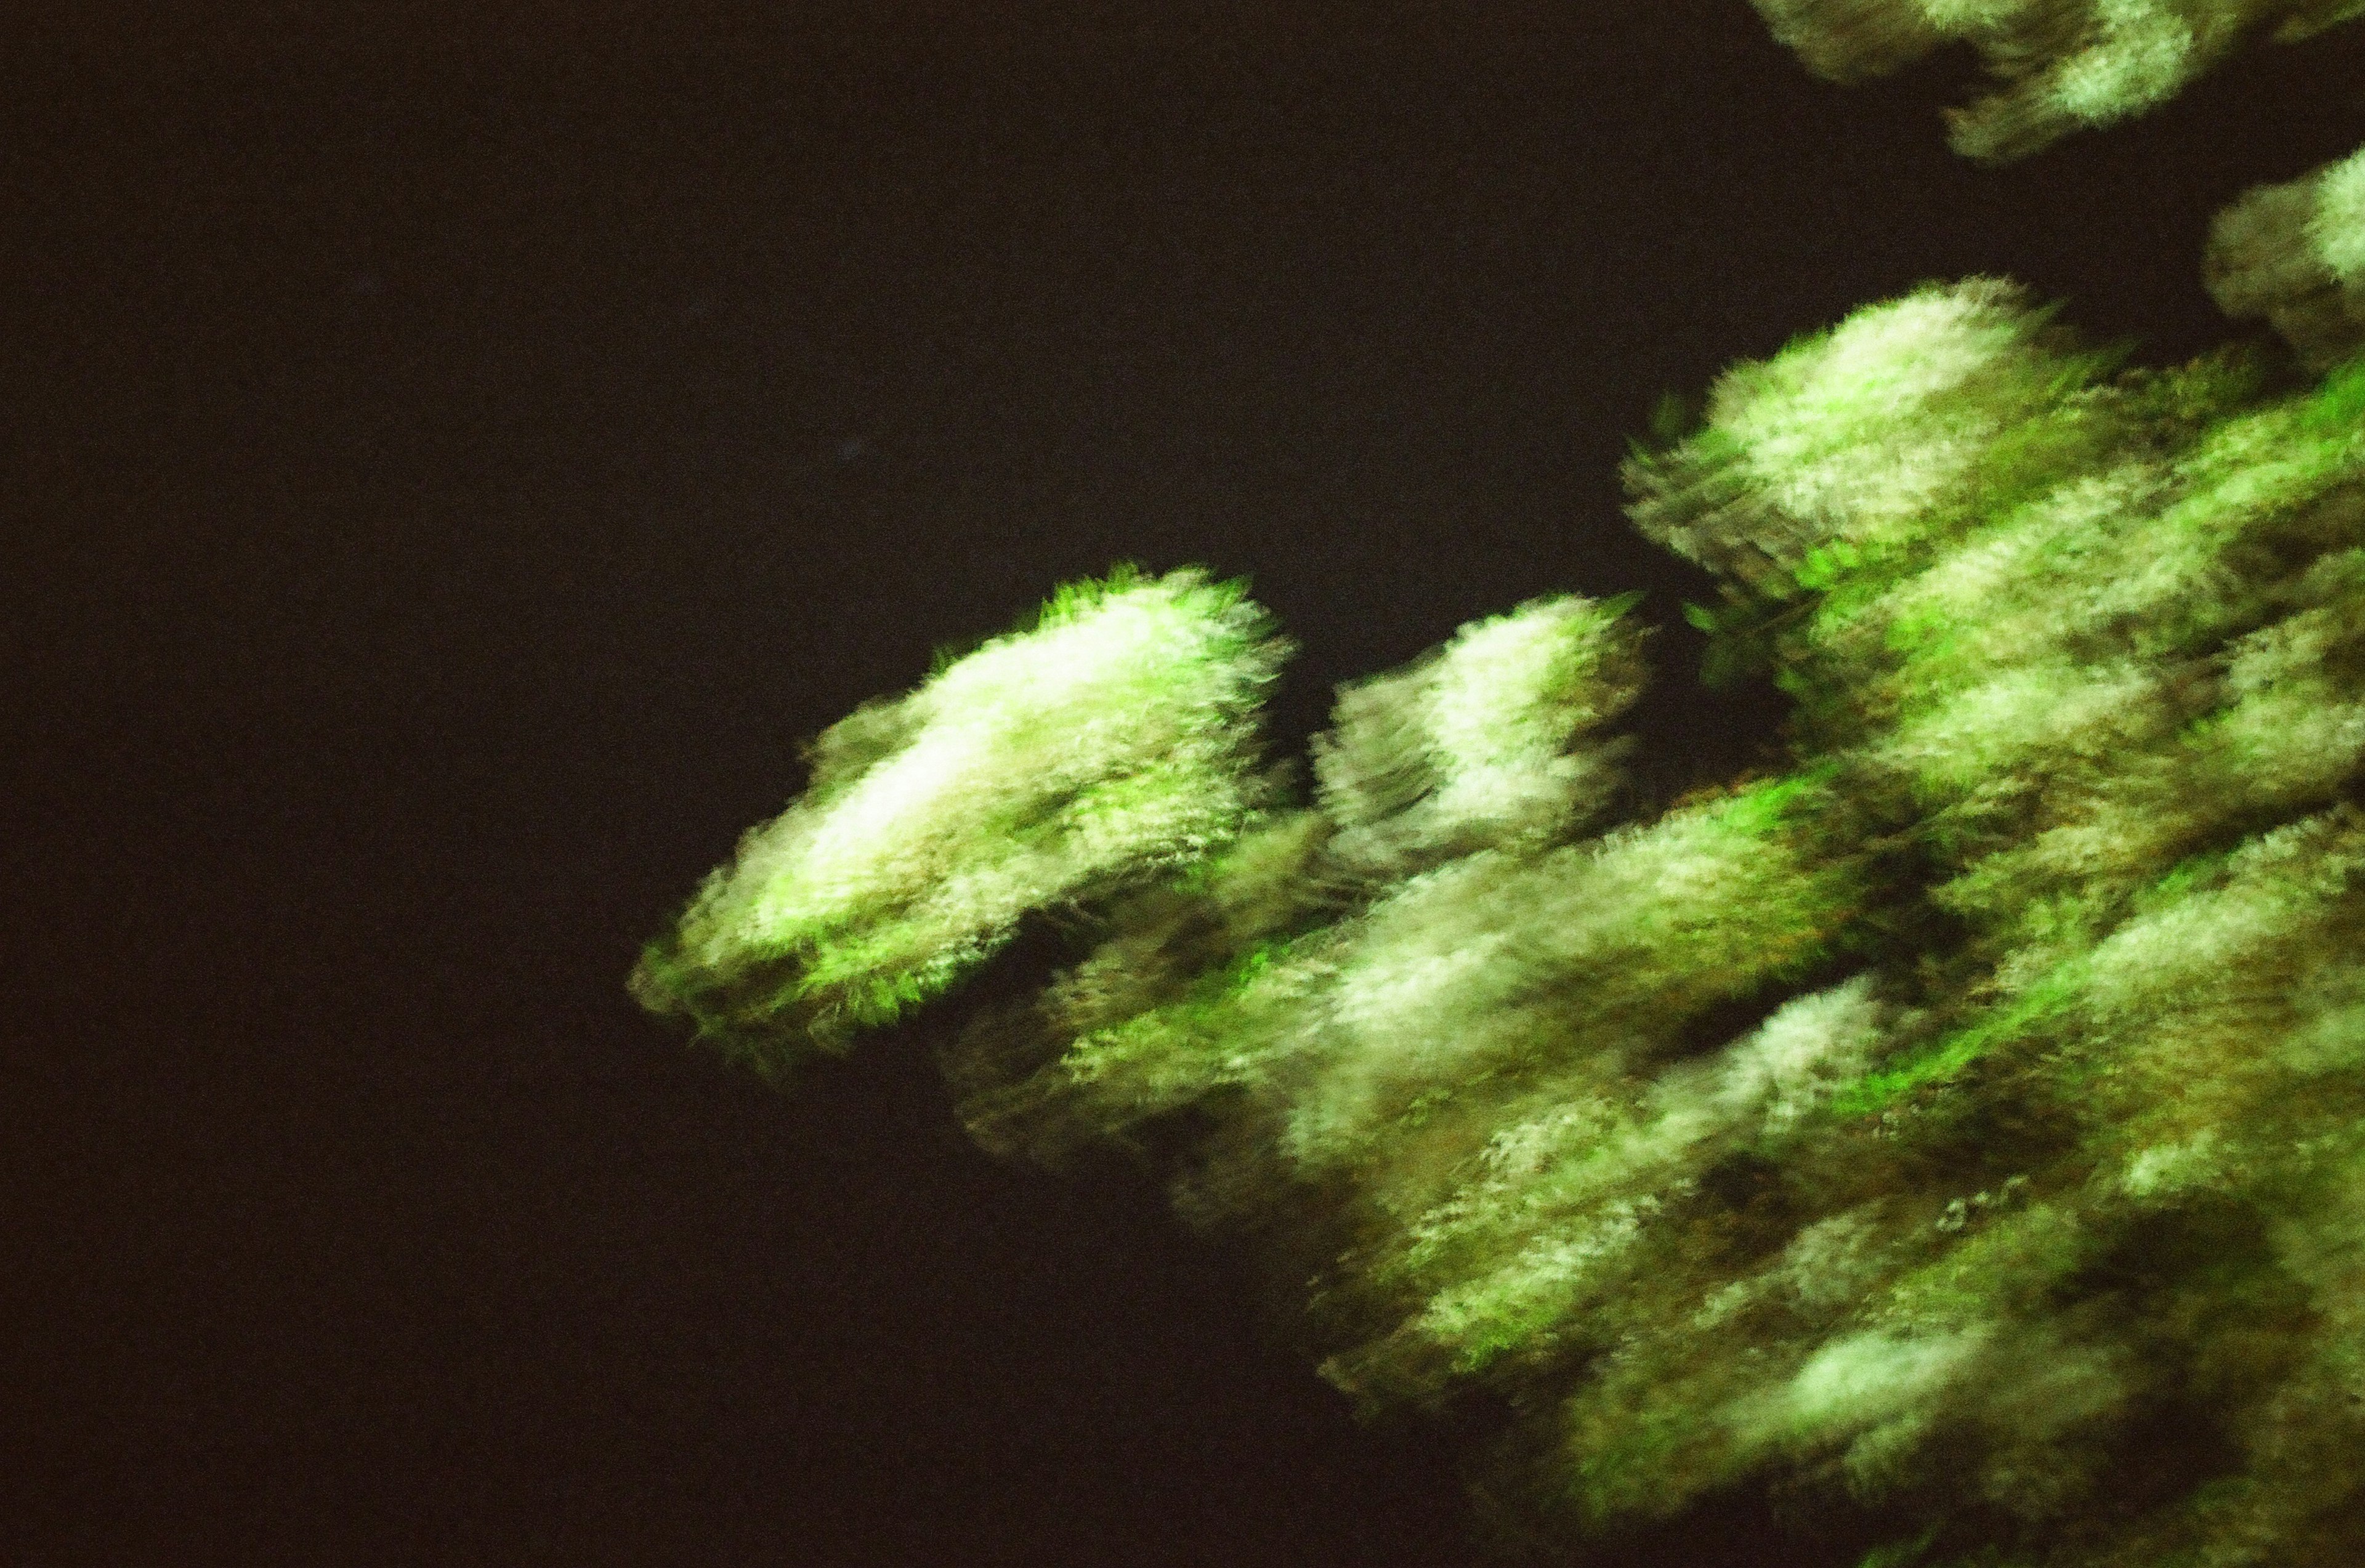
[{"x1": 8, "y1": 3, "x2": 2361, "y2": 1563}]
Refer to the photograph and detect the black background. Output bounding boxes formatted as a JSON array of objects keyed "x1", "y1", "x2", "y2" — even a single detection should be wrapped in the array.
[{"x1": 9, "y1": 4, "x2": 2362, "y2": 1563}]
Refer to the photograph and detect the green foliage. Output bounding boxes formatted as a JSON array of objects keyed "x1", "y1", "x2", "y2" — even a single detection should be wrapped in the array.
[
  {"x1": 1748, "y1": 0, "x2": 2364, "y2": 161},
  {"x1": 631, "y1": 567, "x2": 1291, "y2": 1072},
  {"x1": 2210, "y1": 147, "x2": 2365, "y2": 371},
  {"x1": 640, "y1": 172, "x2": 2365, "y2": 1568}
]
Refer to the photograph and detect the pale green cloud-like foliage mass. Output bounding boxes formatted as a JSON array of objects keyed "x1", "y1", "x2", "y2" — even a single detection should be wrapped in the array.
[
  {"x1": 1311, "y1": 593, "x2": 1649, "y2": 877},
  {"x1": 631, "y1": 567, "x2": 1290, "y2": 1070},
  {"x1": 641, "y1": 185, "x2": 2365, "y2": 1567},
  {"x1": 2210, "y1": 144, "x2": 2365, "y2": 370},
  {"x1": 1747, "y1": 0, "x2": 2363, "y2": 160}
]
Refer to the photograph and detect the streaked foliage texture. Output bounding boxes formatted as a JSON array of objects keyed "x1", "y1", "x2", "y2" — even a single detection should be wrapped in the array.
[
  {"x1": 1748, "y1": 0, "x2": 2362, "y2": 159},
  {"x1": 637, "y1": 129, "x2": 2365, "y2": 1568},
  {"x1": 632, "y1": 567, "x2": 1289, "y2": 1071},
  {"x1": 2210, "y1": 143, "x2": 2365, "y2": 369}
]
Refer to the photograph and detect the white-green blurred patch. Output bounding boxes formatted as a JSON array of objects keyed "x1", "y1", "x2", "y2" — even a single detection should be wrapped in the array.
[
  {"x1": 633, "y1": 567, "x2": 1290, "y2": 1070},
  {"x1": 2211, "y1": 144, "x2": 2365, "y2": 370},
  {"x1": 1748, "y1": 0, "x2": 2361, "y2": 161},
  {"x1": 1314, "y1": 594, "x2": 1646, "y2": 876}
]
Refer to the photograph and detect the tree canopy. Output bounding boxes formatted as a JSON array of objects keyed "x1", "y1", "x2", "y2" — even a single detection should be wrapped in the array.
[{"x1": 636, "y1": 10, "x2": 2365, "y2": 1566}]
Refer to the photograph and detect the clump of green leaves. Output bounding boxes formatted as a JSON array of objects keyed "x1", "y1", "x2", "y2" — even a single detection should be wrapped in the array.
[
  {"x1": 2210, "y1": 144, "x2": 2365, "y2": 370},
  {"x1": 631, "y1": 566, "x2": 1290, "y2": 1072}
]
